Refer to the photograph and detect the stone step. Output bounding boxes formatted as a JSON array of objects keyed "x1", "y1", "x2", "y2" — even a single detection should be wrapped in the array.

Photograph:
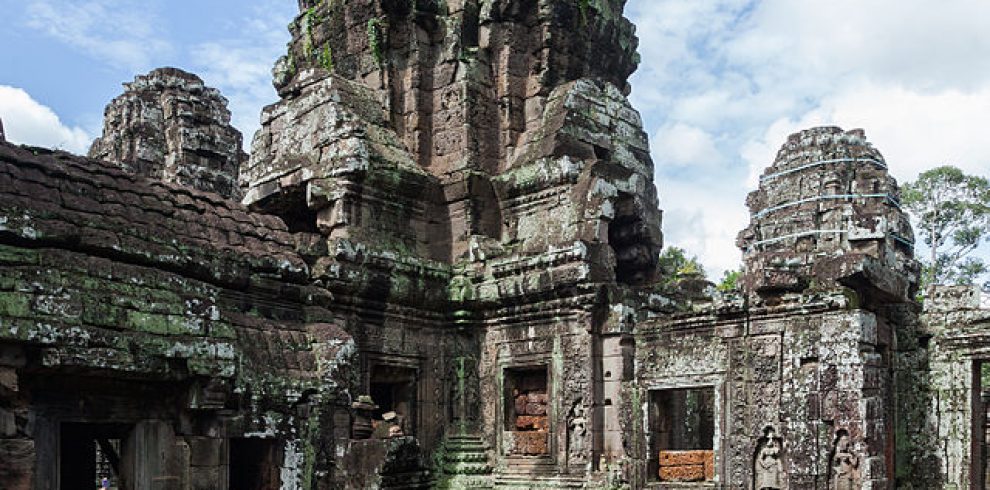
[
  {"x1": 499, "y1": 458, "x2": 557, "y2": 474},
  {"x1": 494, "y1": 458, "x2": 590, "y2": 489},
  {"x1": 444, "y1": 461, "x2": 492, "y2": 475},
  {"x1": 447, "y1": 443, "x2": 487, "y2": 452},
  {"x1": 435, "y1": 474, "x2": 496, "y2": 490},
  {"x1": 492, "y1": 475, "x2": 588, "y2": 489},
  {"x1": 446, "y1": 454, "x2": 489, "y2": 464}
]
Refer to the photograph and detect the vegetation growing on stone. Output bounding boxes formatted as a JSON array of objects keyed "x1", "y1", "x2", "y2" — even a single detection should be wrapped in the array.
[
  {"x1": 367, "y1": 17, "x2": 386, "y2": 64},
  {"x1": 318, "y1": 44, "x2": 333, "y2": 72}
]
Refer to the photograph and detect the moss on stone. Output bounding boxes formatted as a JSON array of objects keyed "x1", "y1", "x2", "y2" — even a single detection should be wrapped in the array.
[
  {"x1": 367, "y1": 17, "x2": 386, "y2": 64},
  {"x1": 0, "y1": 244, "x2": 39, "y2": 265},
  {"x1": 318, "y1": 44, "x2": 334, "y2": 72},
  {"x1": 0, "y1": 292, "x2": 31, "y2": 318}
]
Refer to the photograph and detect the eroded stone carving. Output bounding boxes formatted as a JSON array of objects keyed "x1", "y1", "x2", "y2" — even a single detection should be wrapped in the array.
[
  {"x1": 829, "y1": 430, "x2": 860, "y2": 490},
  {"x1": 754, "y1": 426, "x2": 784, "y2": 490},
  {"x1": 89, "y1": 67, "x2": 246, "y2": 199},
  {"x1": 451, "y1": 356, "x2": 480, "y2": 434},
  {"x1": 568, "y1": 400, "x2": 589, "y2": 465}
]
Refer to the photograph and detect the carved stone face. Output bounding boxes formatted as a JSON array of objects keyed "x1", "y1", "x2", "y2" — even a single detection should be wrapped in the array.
[{"x1": 837, "y1": 434, "x2": 850, "y2": 451}]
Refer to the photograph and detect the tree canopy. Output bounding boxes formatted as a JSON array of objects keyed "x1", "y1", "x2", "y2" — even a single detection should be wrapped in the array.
[
  {"x1": 901, "y1": 165, "x2": 990, "y2": 287},
  {"x1": 657, "y1": 247, "x2": 705, "y2": 283}
]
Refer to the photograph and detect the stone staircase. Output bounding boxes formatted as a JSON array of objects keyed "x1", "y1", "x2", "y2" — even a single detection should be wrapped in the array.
[
  {"x1": 493, "y1": 457, "x2": 588, "y2": 489},
  {"x1": 435, "y1": 433, "x2": 494, "y2": 489}
]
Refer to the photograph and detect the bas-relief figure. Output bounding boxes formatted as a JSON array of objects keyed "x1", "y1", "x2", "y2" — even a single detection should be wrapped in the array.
[
  {"x1": 830, "y1": 430, "x2": 860, "y2": 490},
  {"x1": 754, "y1": 426, "x2": 784, "y2": 490},
  {"x1": 568, "y1": 401, "x2": 588, "y2": 465}
]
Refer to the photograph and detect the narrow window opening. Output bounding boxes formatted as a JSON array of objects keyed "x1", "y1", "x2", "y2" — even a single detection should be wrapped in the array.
[
  {"x1": 253, "y1": 187, "x2": 319, "y2": 234},
  {"x1": 59, "y1": 423, "x2": 128, "y2": 490}
]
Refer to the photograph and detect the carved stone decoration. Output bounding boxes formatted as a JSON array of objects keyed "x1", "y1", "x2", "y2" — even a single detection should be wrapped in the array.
[
  {"x1": 754, "y1": 426, "x2": 785, "y2": 490},
  {"x1": 568, "y1": 399, "x2": 589, "y2": 466},
  {"x1": 829, "y1": 430, "x2": 860, "y2": 490},
  {"x1": 450, "y1": 356, "x2": 479, "y2": 435}
]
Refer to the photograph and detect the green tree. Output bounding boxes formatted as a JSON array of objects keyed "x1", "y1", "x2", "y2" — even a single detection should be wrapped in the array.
[
  {"x1": 658, "y1": 247, "x2": 705, "y2": 283},
  {"x1": 717, "y1": 268, "x2": 742, "y2": 292},
  {"x1": 901, "y1": 165, "x2": 990, "y2": 287}
]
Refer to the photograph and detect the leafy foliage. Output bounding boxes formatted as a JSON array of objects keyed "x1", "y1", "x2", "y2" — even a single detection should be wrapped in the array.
[
  {"x1": 717, "y1": 268, "x2": 742, "y2": 292},
  {"x1": 902, "y1": 165, "x2": 990, "y2": 287},
  {"x1": 658, "y1": 247, "x2": 706, "y2": 283},
  {"x1": 367, "y1": 18, "x2": 386, "y2": 64}
]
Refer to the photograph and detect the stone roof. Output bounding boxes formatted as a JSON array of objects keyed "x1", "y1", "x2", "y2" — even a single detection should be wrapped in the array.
[{"x1": 0, "y1": 142, "x2": 306, "y2": 288}]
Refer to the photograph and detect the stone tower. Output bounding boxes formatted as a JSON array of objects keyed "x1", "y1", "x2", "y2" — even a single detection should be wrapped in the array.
[
  {"x1": 738, "y1": 126, "x2": 918, "y2": 299},
  {"x1": 240, "y1": 0, "x2": 663, "y2": 485},
  {"x1": 89, "y1": 67, "x2": 247, "y2": 199},
  {"x1": 242, "y1": 0, "x2": 660, "y2": 270},
  {"x1": 722, "y1": 126, "x2": 919, "y2": 487}
]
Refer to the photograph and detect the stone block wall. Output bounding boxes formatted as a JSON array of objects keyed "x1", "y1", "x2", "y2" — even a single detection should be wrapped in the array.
[
  {"x1": 0, "y1": 142, "x2": 356, "y2": 489},
  {"x1": 907, "y1": 286, "x2": 990, "y2": 489}
]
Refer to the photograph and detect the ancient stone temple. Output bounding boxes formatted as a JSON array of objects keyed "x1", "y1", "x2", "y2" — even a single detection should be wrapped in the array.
[
  {"x1": 1, "y1": 1, "x2": 989, "y2": 489},
  {"x1": 89, "y1": 68, "x2": 247, "y2": 200}
]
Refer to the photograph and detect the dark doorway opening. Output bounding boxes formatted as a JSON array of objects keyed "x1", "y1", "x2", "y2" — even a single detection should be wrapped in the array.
[
  {"x1": 59, "y1": 423, "x2": 129, "y2": 490},
  {"x1": 230, "y1": 438, "x2": 279, "y2": 490},
  {"x1": 370, "y1": 365, "x2": 418, "y2": 435}
]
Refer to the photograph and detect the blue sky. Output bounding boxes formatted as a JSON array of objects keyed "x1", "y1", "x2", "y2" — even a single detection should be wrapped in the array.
[{"x1": 2, "y1": 0, "x2": 990, "y2": 280}]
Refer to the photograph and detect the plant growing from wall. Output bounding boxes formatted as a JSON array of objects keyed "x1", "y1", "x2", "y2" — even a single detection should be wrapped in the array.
[
  {"x1": 657, "y1": 246, "x2": 706, "y2": 285},
  {"x1": 577, "y1": 0, "x2": 593, "y2": 27},
  {"x1": 302, "y1": 6, "x2": 323, "y2": 60},
  {"x1": 367, "y1": 17, "x2": 386, "y2": 64},
  {"x1": 717, "y1": 268, "x2": 741, "y2": 292},
  {"x1": 318, "y1": 45, "x2": 334, "y2": 72}
]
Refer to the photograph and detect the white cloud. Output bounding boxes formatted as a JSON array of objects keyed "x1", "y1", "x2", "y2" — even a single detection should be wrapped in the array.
[
  {"x1": 25, "y1": 0, "x2": 172, "y2": 71},
  {"x1": 728, "y1": 0, "x2": 990, "y2": 93},
  {"x1": 627, "y1": 0, "x2": 990, "y2": 281},
  {"x1": 652, "y1": 123, "x2": 723, "y2": 168},
  {"x1": 660, "y1": 177, "x2": 748, "y2": 279},
  {"x1": 0, "y1": 86, "x2": 92, "y2": 154},
  {"x1": 189, "y1": 1, "x2": 294, "y2": 146}
]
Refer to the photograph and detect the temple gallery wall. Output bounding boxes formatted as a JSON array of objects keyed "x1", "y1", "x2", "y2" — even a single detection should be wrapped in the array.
[{"x1": 1, "y1": 1, "x2": 988, "y2": 489}]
